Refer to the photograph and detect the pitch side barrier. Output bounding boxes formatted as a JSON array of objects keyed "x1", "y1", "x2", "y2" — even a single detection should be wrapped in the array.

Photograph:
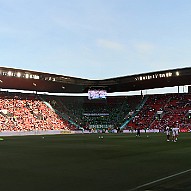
[
  {"x1": 0, "y1": 129, "x2": 153, "y2": 136},
  {"x1": 0, "y1": 130, "x2": 72, "y2": 136},
  {"x1": 0, "y1": 129, "x2": 189, "y2": 136}
]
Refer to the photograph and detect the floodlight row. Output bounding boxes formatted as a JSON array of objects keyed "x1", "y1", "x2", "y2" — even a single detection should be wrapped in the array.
[
  {"x1": 135, "y1": 71, "x2": 179, "y2": 81},
  {"x1": 1, "y1": 71, "x2": 40, "y2": 79}
]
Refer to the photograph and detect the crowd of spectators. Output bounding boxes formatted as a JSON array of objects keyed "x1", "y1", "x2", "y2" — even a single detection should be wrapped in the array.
[
  {"x1": 128, "y1": 93, "x2": 191, "y2": 132},
  {"x1": 1, "y1": 91, "x2": 191, "y2": 133},
  {"x1": 0, "y1": 92, "x2": 69, "y2": 132}
]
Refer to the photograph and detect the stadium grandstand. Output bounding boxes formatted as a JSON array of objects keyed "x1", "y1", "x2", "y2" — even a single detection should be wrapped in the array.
[
  {"x1": 1, "y1": 66, "x2": 191, "y2": 191},
  {"x1": 0, "y1": 66, "x2": 191, "y2": 135}
]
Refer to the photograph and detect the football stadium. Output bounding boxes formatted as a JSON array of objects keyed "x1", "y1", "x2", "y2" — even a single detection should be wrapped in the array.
[{"x1": 0, "y1": 66, "x2": 191, "y2": 191}]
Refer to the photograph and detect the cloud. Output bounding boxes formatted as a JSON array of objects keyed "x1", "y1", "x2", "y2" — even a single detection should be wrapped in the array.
[
  {"x1": 96, "y1": 39, "x2": 125, "y2": 51},
  {"x1": 134, "y1": 42, "x2": 155, "y2": 55}
]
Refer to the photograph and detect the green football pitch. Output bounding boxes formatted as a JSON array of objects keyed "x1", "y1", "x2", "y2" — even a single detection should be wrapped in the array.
[{"x1": 0, "y1": 133, "x2": 191, "y2": 191}]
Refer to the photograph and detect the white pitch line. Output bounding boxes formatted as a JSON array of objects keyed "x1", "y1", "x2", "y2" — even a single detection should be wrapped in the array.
[{"x1": 128, "y1": 168, "x2": 191, "y2": 191}]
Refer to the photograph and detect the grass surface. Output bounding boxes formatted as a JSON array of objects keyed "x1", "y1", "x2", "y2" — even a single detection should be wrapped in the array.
[{"x1": 0, "y1": 133, "x2": 191, "y2": 191}]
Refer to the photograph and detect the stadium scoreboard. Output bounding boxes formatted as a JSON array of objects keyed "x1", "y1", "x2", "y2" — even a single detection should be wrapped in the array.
[{"x1": 88, "y1": 87, "x2": 107, "y2": 100}]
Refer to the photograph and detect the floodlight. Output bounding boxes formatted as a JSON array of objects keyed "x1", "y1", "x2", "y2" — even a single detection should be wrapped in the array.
[
  {"x1": 17, "y1": 72, "x2": 21, "y2": 77},
  {"x1": 8, "y1": 71, "x2": 12, "y2": 76}
]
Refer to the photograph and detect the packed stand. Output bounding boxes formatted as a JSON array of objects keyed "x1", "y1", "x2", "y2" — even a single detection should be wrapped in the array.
[
  {"x1": 150, "y1": 93, "x2": 191, "y2": 131},
  {"x1": 0, "y1": 92, "x2": 69, "y2": 132},
  {"x1": 127, "y1": 93, "x2": 191, "y2": 132}
]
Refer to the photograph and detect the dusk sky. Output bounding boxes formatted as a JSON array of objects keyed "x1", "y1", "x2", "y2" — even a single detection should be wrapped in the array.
[{"x1": 1, "y1": 0, "x2": 191, "y2": 80}]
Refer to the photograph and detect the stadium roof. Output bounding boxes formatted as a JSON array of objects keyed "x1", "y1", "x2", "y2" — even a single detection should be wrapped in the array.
[{"x1": 0, "y1": 66, "x2": 191, "y2": 93}]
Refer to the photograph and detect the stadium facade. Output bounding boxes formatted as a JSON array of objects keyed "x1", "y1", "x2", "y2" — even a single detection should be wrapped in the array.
[{"x1": 0, "y1": 66, "x2": 191, "y2": 93}]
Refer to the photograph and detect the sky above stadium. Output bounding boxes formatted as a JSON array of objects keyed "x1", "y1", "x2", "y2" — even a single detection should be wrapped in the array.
[{"x1": 1, "y1": 0, "x2": 191, "y2": 80}]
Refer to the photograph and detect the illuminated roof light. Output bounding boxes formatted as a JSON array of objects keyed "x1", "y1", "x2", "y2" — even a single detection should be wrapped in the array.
[
  {"x1": 0, "y1": 80, "x2": 3, "y2": 83},
  {"x1": 176, "y1": 71, "x2": 180, "y2": 76},
  {"x1": 140, "y1": 76, "x2": 142, "y2": 80},
  {"x1": 17, "y1": 72, "x2": 21, "y2": 77},
  {"x1": 34, "y1": 75, "x2": 39, "y2": 79},
  {"x1": 62, "y1": 86, "x2": 65, "y2": 89},
  {"x1": 8, "y1": 71, "x2": 12, "y2": 76},
  {"x1": 33, "y1": 83, "x2": 37, "y2": 86},
  {"x1": 25, "y1": 74, "x2": 29, "y2": 78}
]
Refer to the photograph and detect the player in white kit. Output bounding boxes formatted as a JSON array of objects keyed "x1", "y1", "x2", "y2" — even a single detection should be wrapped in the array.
[
  {"x1": 166, "y1": 125, "x2": 171, "y2": 142},
  {"x1": 172, "y1": 123, "x2": 179, "y2": 142}
]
